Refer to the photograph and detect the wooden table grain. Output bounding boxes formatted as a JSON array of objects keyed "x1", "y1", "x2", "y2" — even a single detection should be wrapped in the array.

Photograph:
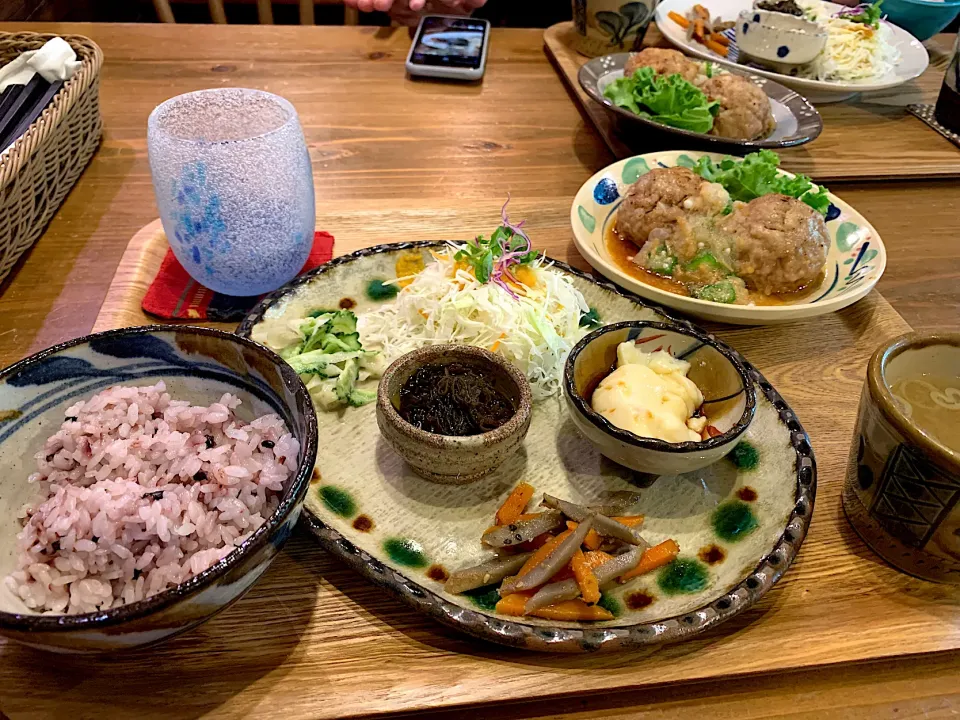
[{"x1": 0, "y1": 22, "x2": 959, "y2": 720}]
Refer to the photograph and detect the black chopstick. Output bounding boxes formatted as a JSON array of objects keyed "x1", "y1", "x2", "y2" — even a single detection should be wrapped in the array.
[{"x1": 0, "y1": 79, "x2": 64, "y2": 152}]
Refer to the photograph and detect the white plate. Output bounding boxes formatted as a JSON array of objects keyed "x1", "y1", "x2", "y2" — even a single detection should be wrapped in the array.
[
  {"x1": 654, "y1": 0, "x2": 929, "y2": 102},
  {"x1": 570, "y1": 151, "x2": 887, "y2": 325}
]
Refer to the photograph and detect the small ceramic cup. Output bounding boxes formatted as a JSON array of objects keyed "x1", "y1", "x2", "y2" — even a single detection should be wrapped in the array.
[
  {"x1": 376, "y1": 345, "x2": 533, "y2": 485},
  {"x1": 571, "y1": 0, "x2": 656, "y2": 57},
  {"x1": 736, "y1": 9, "x2": 827, "y2": 68},
  {"x1": 564, "y1": 321, "x2": 756, "y2": 475},
  {"x1": 843, "y1": 333, "x2": 960, "y2": 583}
]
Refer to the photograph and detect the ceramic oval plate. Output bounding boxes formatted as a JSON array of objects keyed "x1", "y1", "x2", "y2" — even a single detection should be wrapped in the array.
[
  {"x1": 655, "y1": 0, "x2": 929, "y2": 103},
  {"x1": 579, "y1": 53, "x2": 823, "y2": 150},
  {"x1": 571, "y1": 150, "x2": 886, "y2": 325},
  {"x1": 238, "y1": 242, "x2": 816, "y2": 652}
]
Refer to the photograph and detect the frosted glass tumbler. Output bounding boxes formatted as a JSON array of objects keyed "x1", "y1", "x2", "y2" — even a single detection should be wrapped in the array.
[{"x1": 147, "y1": 88, "x2": 315, "y2": 296}]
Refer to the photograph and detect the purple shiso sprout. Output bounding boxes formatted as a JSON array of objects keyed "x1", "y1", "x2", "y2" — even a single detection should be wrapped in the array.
[
  {"x1": 489, "y1": 195, "x2": 534, "y2": 299},
  {"x1": 833, "y1": 3, "x2": 884, "y2": 21}
]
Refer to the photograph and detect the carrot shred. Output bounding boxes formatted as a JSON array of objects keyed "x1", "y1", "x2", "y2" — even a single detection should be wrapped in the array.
[
  {"x1": 571, "y1": 550, "x2": 601, "y2": 605},
  {"x1": 668, "y1": 10, "x2": 690, "y2": 27},
  {"x1": 495, "y1": 590, "x2": 536, "y2": 616},
  {"x1": 710, "y1": 32, "x2": 730, "y2": 46},
  {"x1": 516, "y1": 529, "x2": 573, "y2": 578},
  {"x1": 618, "y1": 540, "x2": 681, "y2": 583},
  {"x1": 532, "y1": 599, "x2": 613, "y2": 622},
  {"x1": 565, "y1": 520, "x2": 602, "y2": 551},
  {"x1": 610, "y1": 515, "x2": 644, "y2": 528},
  {"x1": 495, "y1": 482, "x2": 535, "y2": 526},
  {"x1": 705, "y1": 37, "x2": 729, "y2": 56}
]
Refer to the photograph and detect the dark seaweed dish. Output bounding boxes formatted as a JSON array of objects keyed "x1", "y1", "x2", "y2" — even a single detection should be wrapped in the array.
[{"x1": 398, "y1": 362, "x2": 516, "y2": 436}]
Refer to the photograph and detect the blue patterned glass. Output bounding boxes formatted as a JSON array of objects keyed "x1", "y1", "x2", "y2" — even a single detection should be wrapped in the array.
[{"x1": 147, "y1": 88, "x2": 315, "y2": 296}]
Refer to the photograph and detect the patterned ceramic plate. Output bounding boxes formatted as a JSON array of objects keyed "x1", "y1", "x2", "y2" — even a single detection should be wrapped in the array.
[
  {"x1": 578, "y1": 53, "x2": 823, "y2": 150},
  {"x1": 572, "y1": 150, "x2": 886, "y2": 325},
  {"x1": 655, "y1": 0, "x2": 929, "y2": 103},
  {"x1": 238, "y1": 243, "x2": 816, "y2": 652}
]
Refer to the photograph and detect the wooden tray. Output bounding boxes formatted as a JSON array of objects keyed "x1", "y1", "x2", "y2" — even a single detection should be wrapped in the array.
[
  {"x1": 544, "y1": 22, "x2": 960, "y2": 182},
  {"x1": 7, "y1": 214, "x2": 960, "y2": 720}
]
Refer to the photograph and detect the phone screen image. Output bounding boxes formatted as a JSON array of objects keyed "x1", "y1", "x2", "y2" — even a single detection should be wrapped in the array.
[{"x1": 411, "y1": 17, "x2": 487, "y2": 69}]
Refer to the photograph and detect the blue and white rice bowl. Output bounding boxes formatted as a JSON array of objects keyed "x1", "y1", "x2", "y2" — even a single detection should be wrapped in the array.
[{"x1": 0, "y1": 326, "x2": 317, "y2": 653}]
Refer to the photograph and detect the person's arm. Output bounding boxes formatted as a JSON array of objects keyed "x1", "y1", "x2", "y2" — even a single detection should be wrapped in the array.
[{"x1": 344, "y1": 0, "x2": 487, "y2": 20}]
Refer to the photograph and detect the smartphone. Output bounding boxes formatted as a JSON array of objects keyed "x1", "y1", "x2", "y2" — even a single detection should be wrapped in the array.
[{"x1": 405, "y1": 15, "x2": 491, "y2": 81}]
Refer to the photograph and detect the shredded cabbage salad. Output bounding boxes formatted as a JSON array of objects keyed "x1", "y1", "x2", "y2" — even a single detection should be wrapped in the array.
[
  {"x1": 797, "y1": 0, "x2": 900, "y2": 82},
  {"x1": 358, "y1": 248, "x2": 591, "y2": 400}
]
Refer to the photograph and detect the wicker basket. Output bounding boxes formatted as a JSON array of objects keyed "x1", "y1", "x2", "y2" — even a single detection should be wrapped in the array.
[{"x1": 0, "y1": 32, "x2": 103, "y2": 286}]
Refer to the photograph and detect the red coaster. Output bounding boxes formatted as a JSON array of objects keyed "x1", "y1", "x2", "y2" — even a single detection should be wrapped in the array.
[{"x1": 142, "y1": 231, "x2": 335, "y2": 321}]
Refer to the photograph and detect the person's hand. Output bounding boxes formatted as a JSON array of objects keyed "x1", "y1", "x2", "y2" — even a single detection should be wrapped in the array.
[{"x1": 344, "y1": 0, "x2": 487, "y2": 17}]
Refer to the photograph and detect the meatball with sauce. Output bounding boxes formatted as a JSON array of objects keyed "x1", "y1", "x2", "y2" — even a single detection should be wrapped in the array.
[
  {"x1": 721, "y1": 194, "x2": 829, "y2": 295},
  {"x1": 624, "y1": 48, "x2": 702, "y2": 83},
  {"x1": 700, "y1": 74, "x2": 775, "y2": 140},
  {"x1": 616, "y1": 167, "x2": 729, "y2": 249}
]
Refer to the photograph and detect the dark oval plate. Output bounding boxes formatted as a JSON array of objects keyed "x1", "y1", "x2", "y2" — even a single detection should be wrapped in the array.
[
  {"x1": 578, "y1": 52, "x2": 823, "y2": 150},
  {"x1": 237, "y1": 242, "x2": 816, "y2": 652}
]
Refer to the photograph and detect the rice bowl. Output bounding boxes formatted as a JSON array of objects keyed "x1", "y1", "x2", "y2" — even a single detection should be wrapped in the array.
[
  {"x1": 9, "y1": 382, "x2": 300, "y2": 615},
  {"x1": 0, "y1": 326, "x2": 317, "y2": 653}
]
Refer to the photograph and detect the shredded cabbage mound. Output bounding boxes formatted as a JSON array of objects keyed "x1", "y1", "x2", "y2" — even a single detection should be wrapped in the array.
[
  {"x1": 797, "y1": 0, "x2": 901, "y2": 82},
  {"x1": 358, "y1": 246, "x2": 591, "y2": 400}
]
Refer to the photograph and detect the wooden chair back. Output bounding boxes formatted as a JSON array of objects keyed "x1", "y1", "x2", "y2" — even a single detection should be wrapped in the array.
[{"x1": 152, "y1": 0, "x2": 359, "y2": 25}]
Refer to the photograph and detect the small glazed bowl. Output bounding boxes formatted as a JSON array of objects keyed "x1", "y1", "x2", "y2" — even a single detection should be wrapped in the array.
[
  {"x1": 882, "y1": 0, "x2": 960, "y2": 41},
  {"x1": 376, "y1": 344, "x2": 532, "y2": 485},
  {"x1": 0, "y1": 326, "x2": 318, "y2": 653},
  {"x1": 736, "y1": 9, "x2": 828, "y2": 67},
  {"x1": 564, "y1": 321, "x2": 756, "y2": 475},
  {"x1": 844, "y1": 333, "x2": 960, "y2": 583}
]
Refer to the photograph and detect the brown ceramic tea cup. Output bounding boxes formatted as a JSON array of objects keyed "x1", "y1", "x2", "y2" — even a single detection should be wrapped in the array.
[{"x1": 843, "y1": 333, "x2": 960, "y2": 583}]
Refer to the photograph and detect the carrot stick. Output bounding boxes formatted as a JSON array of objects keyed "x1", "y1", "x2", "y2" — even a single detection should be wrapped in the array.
[
  {"x1": 483, "y1": 513, "x2": 542, "y2": 537},
  {"x1": 610, "y1": 515, "x2": 644, "y2": 528},
  {"x1": 694, "y1": 19, "x2": 705, "y2": 40},
  {"x1": 710, "y1": 32, "x2": 730, "y2": 46},
  {"x1": 531, "y1": 599, "x2": 613, "y2": 622},
  {"x1": 668, "y1": 10, "x2": 690, "y2": 28},
  {"x1": 516, "y1": 529, "x2": 573, "y2": 578},
  {"x1": 693, "y1": 4, "x2": 710, "y2": 19},
  {"x1": 495, "y1": 482, "x2": 534, "y2": 526},
  {"x1": 618, "y1": 540, "x2": 681, "y2": 583},
  {"x1": 495, "y1": 590, "x2": 536, "y2": 616},
  {"x1": 705, "y1": 37, "x2": 729, "y2": 56},
  {"x1": 571, "y1": 550, "x2": 601, "y2": 605},
  {"x1": 565, "y1": 520, "x2": 602, "y2": 551}
]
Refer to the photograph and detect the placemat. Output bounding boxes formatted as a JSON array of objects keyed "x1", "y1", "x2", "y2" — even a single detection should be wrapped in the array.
[
  {"x1": 54, "y1": 213, "x2": 960, "y2": 720},
  {"x1": 544, "y1": 22, "x2": 960, "y2": 181},
  {"x1": 908, "y1": 103, "x2": 960, "y2": 148}
]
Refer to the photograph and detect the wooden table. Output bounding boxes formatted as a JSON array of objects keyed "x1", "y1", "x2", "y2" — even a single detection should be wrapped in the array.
[{"x1": 0, "y1": 23, "x2": 959, "y2": 720}]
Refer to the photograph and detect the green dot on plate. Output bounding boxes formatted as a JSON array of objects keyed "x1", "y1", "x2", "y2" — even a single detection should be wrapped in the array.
[
  {"x1": 384, "y1": 537, "x2": 429, "y2": 568},
  {"x1": 835, "y1": 221, "x2": 860, "y2": 252},
  {"x1": 713, "y1": 500, "x2": 759, "y2": 543},
  {"x1": 366, "y1": 278, "x2": 399, "y2": 301},
  {"x1": 622, "y1": 157, "x2": 651, "y2": 184},
  {"x1": 577, "y1": 205, "x2": 596, "y2": 233},
  {"x1": 657, "y1": 558, "x2": 709, "y2": 595},
  {"x1": 729, "y1": 440, "x2": 759, "y2": 470},
  {"x1": 462, "y1": 584, "x2": 500, "y2": 611},
  {"x1": 318, "y1": 485, "x2": 356, "y2": 518},
  {"x1": 597, "y1": 592, "x2": 622, "y2": 617},
  {"x1": 676, "y1": 154, "x2": 698, "y2": 169}
]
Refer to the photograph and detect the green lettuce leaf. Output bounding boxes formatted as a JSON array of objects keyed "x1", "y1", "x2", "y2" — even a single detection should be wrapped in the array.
[
  {"x1": 603, "y1": 66, "x2": 718, "y2": 135},
  {"x1": 693, "y1": 150, "x2": 832, "y2": 216}
]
